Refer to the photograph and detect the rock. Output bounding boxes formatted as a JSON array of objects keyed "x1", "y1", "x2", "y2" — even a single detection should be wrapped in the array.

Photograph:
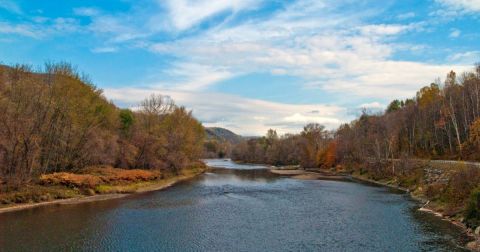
[
  {"x1": 84, "y1": 188, "x2": 96, "y2": 196},
  {"x1": 475, "y1": 226, "x2": 480, "y2": 235}
]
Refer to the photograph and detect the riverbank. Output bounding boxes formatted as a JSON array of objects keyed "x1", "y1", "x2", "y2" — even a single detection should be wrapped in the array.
[
  {"x1": 348, "y1": 172, "x2": 480, "y2": 250},
  {"x1": 269, "y1": 168, "x2": 345, "y2": 180},
  {"x1": 0, "y1": 166, "x2": 206, "y2": 214}
]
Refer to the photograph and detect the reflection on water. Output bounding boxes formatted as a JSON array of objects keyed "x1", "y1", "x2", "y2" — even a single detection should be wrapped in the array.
[{"x1": 0, "y1": 159, "x2": 470, "y2": 251}]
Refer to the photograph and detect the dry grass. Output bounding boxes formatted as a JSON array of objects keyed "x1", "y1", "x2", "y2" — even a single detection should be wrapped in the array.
[
  {"x1": 81, "y1": 166, "x2": 160, "y2": 183},
  {"x1": 40, "y1": 166, "x2": 160, "y2": 189},
  {"x1": 40, "y1": 173, "x2": 102, "y2": 188},
  {"x1": 2, "y1": 165, "x2": 205, "y2": 206},
  {"x1": 0, "y1": 185, "x2": 79, "y2": 206}
]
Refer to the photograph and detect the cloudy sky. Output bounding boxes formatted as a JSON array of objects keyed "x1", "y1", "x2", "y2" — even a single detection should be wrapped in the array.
[{"x1": 1, "y1": 0, "x2": 479, "y2": 135}]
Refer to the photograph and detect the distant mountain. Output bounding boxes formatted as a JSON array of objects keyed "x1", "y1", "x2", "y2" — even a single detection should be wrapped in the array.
[{"x1": 205, "y1": 127, "x2": 242, "y2": 144}]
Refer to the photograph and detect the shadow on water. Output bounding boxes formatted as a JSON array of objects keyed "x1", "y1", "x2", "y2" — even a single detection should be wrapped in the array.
[{"x1": 0, "y1": 159, "x2": 471, "y2": 251}]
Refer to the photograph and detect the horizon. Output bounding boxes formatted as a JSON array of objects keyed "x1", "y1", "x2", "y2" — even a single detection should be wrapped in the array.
[{"x1": 1, "y1": 0, "x2": 479, "y2": 135}]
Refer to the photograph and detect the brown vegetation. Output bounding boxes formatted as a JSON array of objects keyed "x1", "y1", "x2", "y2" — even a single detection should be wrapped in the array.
[
  {"x1": 231, "y1": 126, "x2": 332, "y2": 167},
  {"x1": 39, "y1": 166, "x2": 160, "y2": 189},
  {"x1": 0, "y1": 63, "x2": 205, "y2": 193}
]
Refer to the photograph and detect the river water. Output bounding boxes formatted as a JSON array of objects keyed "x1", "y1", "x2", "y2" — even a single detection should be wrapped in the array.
[{"x1": 0, "y1": 159, "x2": 470, "y2": 251}]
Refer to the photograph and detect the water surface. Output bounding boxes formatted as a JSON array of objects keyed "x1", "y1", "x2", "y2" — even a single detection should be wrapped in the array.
[{"x1": 0, "y1": 159, "x2": 469, "y2": 251}]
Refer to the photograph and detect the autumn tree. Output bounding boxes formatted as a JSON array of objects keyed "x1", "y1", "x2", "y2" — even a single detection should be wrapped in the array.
[{"x1": 0, "y1": 64, "x2": 206, "y2": 187}]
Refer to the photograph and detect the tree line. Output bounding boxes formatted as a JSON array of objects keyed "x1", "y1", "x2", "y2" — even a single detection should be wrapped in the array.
[
  {"x1": 336, "y1": 63, "x2": 480, "y2": 165},
  {"x1": 0, "y1": 64, "x2": 205, "y2": 187},
  {"x1": 232, "y1": 63, "x2": 480, "y2": 167},
  {"x1": 231, "y1": 125, "x2": 336, "y2": 168}
]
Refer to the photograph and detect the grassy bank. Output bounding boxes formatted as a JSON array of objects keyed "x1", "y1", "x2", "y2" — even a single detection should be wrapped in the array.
[{"x1": 0, "y1": 165, "x2": 206, "y2": 213}]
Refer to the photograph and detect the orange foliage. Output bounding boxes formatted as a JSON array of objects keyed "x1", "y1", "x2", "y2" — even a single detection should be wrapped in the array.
[
  {"x1": 40, "y1": 173, "x2": 102, "y2": 188},
  {"x1": 40, "y1": 166, "x2": 160, "y2": 189},
  {"x1": 324, "y1": 141, "x2": 337, "y2": 168},
  {"x1": 81, "y1": 166, "x2": 159, "y2": 182}
]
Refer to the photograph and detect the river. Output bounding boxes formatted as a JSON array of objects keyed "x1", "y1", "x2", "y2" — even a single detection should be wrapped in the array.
[{"x1": 0, "y1": 159, "x2": 470, "y2": 251}]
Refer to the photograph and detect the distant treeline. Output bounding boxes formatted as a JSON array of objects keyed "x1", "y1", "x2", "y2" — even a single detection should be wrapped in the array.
[
  {"x1": 231, "y1": 125, "x2": 336, "y2": 168},
  {"x1": 0, "y1": 64, "x2": 204, "y2": 187},
  {"x1": 232, "y1": 63, "x2": 480, "y2": 167}
]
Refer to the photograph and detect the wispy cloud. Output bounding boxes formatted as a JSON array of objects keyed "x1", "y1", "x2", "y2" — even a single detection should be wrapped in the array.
[
  {"x1": 436, "y1": 0, "x2": 480, "y2": 13},
  {"x1": 162, "y1": 0, "x2": 261, "y2": 31},
  {"x1": 73, "y1": 7, "x2": 100, "y2": 17},
  {"x1": 448, "y1": 51, "x2": 480, "y2": 64},
  {"x1": 397, "y1": 12, "x2": 415, "y2": 20},
  {"x1": 449, "y1": 28, "x2": 461, "y2": 38},
  {"x1": 146, "y1": 2, "x2": 462, "y2": 101},
  {"x1": 0, "y1": 0, "x2": 21, "y2": 14},
  {"x1": 0, "y1": 17, "x2": 80, "y2": 38},
  {"x1": 0, "y1": 22, "x2": 38, "y2": 37},
  {"x1": 91, "y1": 46, "x2": 118, "y2": 53},
  {"x1": 359, "y1": 102, "x2": 384, "y2": 109}
]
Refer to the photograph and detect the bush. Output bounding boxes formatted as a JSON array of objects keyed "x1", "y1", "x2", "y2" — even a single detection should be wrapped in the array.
[
  {"x1": 443, "y1": 167, "x2": 480, "y2": 207},
  {"x1": 424, "y1": 183, "x2": 446, "y2": 200},
  {"x1": 39, "y1": 166, "x2": 160, "y2": 191},
  {"x1": 39, "y1": 173, "x2": 102, "y2": 189},
  {"x1": 465, "y1": 188, "x2": 480, "y2": 228},
  {"x1": 0, "y1": 185, "x2": 79, "y2": 205}
]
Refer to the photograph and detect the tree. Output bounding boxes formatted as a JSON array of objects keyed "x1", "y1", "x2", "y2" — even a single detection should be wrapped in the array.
[
  {"x1": 386, "y1": 99, "x2": 401, "y2": 113},
  {"x1": 160, "y1": 107, "x2": 205, "y2": 174}
]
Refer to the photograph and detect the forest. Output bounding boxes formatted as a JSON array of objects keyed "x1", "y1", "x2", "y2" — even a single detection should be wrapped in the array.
[
  {"x1": 0, "y1": 64, "x2": 205, "y2": 190},
  {"x1": 232, "y1": 63, "x2": 480, "y2": 167}
]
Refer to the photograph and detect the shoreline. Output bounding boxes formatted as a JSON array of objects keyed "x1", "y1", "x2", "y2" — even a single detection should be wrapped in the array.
[
  {"x1": 348, "y1": 173, "x2": 479, "y2": 249},
  {"x1": 0, "y1": 168, "x2": 206, "y2": 215}
]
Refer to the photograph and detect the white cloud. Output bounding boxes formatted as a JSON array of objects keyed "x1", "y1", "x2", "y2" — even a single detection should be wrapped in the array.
[
  {"x1": 436, "y1": 0, "x2": 480, "y2": 12},
  {"x1": 91, "y1": 46, "x2": 118, "y2": 53},
  {"x1": 104, "y1": 87, "x2": 347, "y2": 135},
  {"x1": 162, "y1": 0, "x2": 261, "y2": 31},
  {"x1": 0, "y1": 22, "x2": 39, "y2": 37},
  {"x1": 448, "y1": 51, "x2": 480, "y2": 64},
  {"x1": 359, "y1": 102, "x2": 384, "y2": 109},
  {"x1": 0, "y1": 0, "x2": 21, "y2": 14},
  {"x1": 87, "y1": 15, "x2": 148, "y2": 43},
  {"x1": 397, "y1": 12, "x2": 415, "y2": 20},
  {"x1": 73, "y1": 7, "x2": 100, "y2": 17},
  {"x1": 0, "y1": 18, "x2": 80, "y2": 38},
  {"x1": 359, "y1": 24, "x2": 417, "y2": 36},
  {"x1": 148, "y1": 13, "x2": 461, "y2": 100},
  {"x1": 166, "y1": 63, "x2": 233, "y2": 90},
  {"x1": 449, "y1": 28, "x2": 461, "y2": 38}
]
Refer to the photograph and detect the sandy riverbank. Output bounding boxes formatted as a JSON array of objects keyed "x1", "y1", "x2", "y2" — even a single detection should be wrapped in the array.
[
  {"x1": 269, "y1": 168, "x2": 346, "y2": 180},
  {"x1": 0, "y1": 168, "x2": 205, "y2": 214}
]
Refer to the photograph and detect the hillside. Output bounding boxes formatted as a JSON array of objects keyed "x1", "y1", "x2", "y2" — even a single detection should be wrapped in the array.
[{"x1": 205, "y1": 127, "x2": 242, "y2": 144}]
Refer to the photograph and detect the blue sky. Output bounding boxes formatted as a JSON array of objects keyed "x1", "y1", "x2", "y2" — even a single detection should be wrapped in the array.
[{"x1": 1, "y1": 0, "x2": 479, "y2": 135}]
